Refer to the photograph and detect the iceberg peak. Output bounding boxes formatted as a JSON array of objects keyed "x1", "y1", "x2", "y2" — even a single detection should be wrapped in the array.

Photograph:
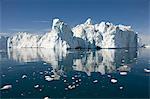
[
  {"x1": 84, "y1": 18, "x2": 92, "y2": 25},
  {"x1": 52, "y1": 18, "x2": 62, "y2": 30}
]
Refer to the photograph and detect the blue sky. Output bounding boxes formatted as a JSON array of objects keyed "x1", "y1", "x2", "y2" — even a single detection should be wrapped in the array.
[{"x1": 0, "y1": 0, "x2": 149, "y2": 35}]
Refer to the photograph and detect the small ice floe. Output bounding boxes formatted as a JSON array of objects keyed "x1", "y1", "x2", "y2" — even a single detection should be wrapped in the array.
[
  {"x1": 43, "y1": 62, "x2": 47, "y2": 65},
  {"x1": 120, "y1": 72, "x2": 127, "y2": 76},
  {"x1": 40, "y1": 72, "x2": 43, "y2": 75},
  {"x1": 51, "y1": 75, "x2": 55, "y2": 78},
  {"x1": 72, "y1": 82, "x2": 75, "y2": 84},
  {"x1": 45, "y1": 76, "x2": 53, "y2": 81},
  {"x1": 65, "y1": 88, "x2": 68, "y2": 90},
  {"x1": 8, "y1": 67, "x2": 12, "y2": 69},
  {"x1": 44, "y1": 71, "x2": 49, "y2": 74},
  {"x1": 144, "y1": 68, "x2": 150, "y2": 73},
  {"x1": 111, "y1": 79, "x2": 117, "y2": 83},
  {"x1": 68, "y1": 85, "x2": 72, "y2": 89},
  {"x1": 22, "y1": 75, "x2": 27, "y2": 79},
  {"x1": 121, "y1": 59, "x2": 125, "y2": 62},
  {"x1": 75, "y1": 80, "x2": 78, "y2": 83},
  {"x1": 68, "y1": 85, "x2": 76, "y2": 89},
  {"x1": 125, "y1": 50, "x2": 128, "y2": 52},
  {"x1": 34, "y1": 85, "x2": 40, "y2": 88},
  {"x1": 107, "y1": 75, "x2": 111, "y2": 78},
  {"x1": 119, "y1": 86, "x2": 123, "y2": 90},
  {"x1": 72, "y1": 85, "x2": 76, "y2": 89},
  {"x1": 64, "y1": 80, "x2": 67, "y2": 83},
  {"x1": 72, "y1": 77, "x2": 75, "y2": 80},
  {"x1": 16, "y1": 80, "x2": 19, "y2": 83},
  {"x1": 39, "y1": 89, "x2": 42, "y2": 91},
  {"x1": 1, "y1": 85, "x2": 12, "y2": 90},
  {"x1": 79, "y1": 79, "x2": 81, "y2": 82},
  {"x1": 48, "y1": 68, "x2": 51, "y2": 70},
  {"x1": 93, "y1": 80, "x2": 98, "y2": 83},
  {"x1": 2, "y1": 74, "x2": 6, "y2": 77},
  {"x1": 75, "y1": 75, "x2": 78, "y2": 77},
  {"x1": 21, "y1": 93, "x2": 24, "y2": 96}
]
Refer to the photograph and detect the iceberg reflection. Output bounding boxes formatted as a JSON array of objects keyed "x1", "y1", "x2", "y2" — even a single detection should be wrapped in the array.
[{"x1": 7, "y1": 48, "x2": 137, "y2": 75}]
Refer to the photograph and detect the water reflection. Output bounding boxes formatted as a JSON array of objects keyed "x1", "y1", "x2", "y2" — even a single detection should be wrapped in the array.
[{"x1": 7, "y1": 48, "x2": 137, "y2": 76}]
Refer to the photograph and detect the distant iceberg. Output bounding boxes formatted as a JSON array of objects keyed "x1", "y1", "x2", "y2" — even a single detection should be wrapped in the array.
[{"x1": 6, "y1": 18, "x2": 138, "y2": 49}]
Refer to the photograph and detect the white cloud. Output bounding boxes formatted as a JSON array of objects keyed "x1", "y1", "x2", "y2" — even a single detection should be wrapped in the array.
[
  {"x1": 9, "y1": 28, "x2": 30, "y2": 31},
  {"x1": 139, "y1": 34, "x2": 150, "y2": 45},
  {"x1": 32, "y1": 20, "x2": 50, "y2": 23}
]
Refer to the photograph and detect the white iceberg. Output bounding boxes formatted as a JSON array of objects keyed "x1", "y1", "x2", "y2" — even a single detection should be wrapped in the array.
[
  {"x1": 111, "y1": 79, "x2": 117, "y2": 83},
  {"x1": 0, "y1": 85, "x2": 12, "y2": 90},
  {"x1": 7, "y1": 18, "x2": 138, "y2": 49}
]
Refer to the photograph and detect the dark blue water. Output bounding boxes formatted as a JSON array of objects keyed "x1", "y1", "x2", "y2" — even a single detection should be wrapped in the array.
[{"x1": 0, "y1": 48, "x2": 150, "y2": 99}]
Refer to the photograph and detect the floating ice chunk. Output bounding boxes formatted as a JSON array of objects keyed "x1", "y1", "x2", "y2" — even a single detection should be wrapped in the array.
[
  {"x1": 68, "y1": 85, "x2": 76, "y2": 89},
  {"x1": 64, "y1": 80, "x2": 67, "y2": 83},
  {"x1": 120, "y1": 72, "x2": 127, "y2": 75},
  {"x1": 93, "y1": 80, "x2": 98, "y2": 83},
  {"x1": 45, "y1": 76, "x2": 53, "y2": 81},
  {"x1": 8, "y1": 67, "x2": 12, "y2": 69},
  {"x1": 72, "y1": 85, "x2": 76, "y2": 89},
  {"x1": 119, "y1": 86, "x2": 123, "y2": 90},
  {"x1": 43, "y1": 63, "x2": 47, "y2": 65},
  {"x1": 75, "y1": 80, "x2": 78, "y2": 83},
  {"x1": 65, "y1": 88, "x2": 68, "y2": 90},
  {"x1": 68, "y1": 85, "x2": 72, "y2": 89},
  {"x1": 44, "y1": 96, "x2": 50, "y2": 99},
  {"x1": 144, "y1": 68, "x2": 150, "y2": 73},
  {"x1": 72, "y1": 82, "x2": 75, "y2": 84},
  {"x1": 1, "y1": 85, "x2": 12, "y2": 90},
  {"x1": 2, "y1": 74, "x2": 6, "y2": 77},
  {"x1": 22, "y1": 75, "x2": 27, "y2": 79},
  {"x1": 16, "y1": 80, "x2": 19, "y2": 83},
  {"x1": 34, "y1": 85, "x2": 40, "y2": 88},
  {"x1": 72, "y1": 77, "x2": 75, "y2": 80},
  {"x1": 21, "y1": 93, "x2": 24, "y2": 96},
  {"x1": 111, "y1": 79, "x2": 117, "y2": 83},
  {"x1": 40, "y1": 72, "x2": 43, "y2": 75},
  {"x1": 51, "y1": 75, "x2": 55, "y2": 78},
  {"x1": 107, "y1": 75, "x2": 111, "y2": 78},
  {"x1": 121, "y1": 59, "x2": 125, "y2": 62},
  {"x1": 39, "y1": 88, "x2": 42, "y2": 91},
  {"x1": 79, "y1": 79, "x2": 81, "y2": 81}
]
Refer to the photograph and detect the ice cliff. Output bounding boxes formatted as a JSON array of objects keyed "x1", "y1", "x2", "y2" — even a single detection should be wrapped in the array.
[{"x1": 7, "y1": 18, "x2": 138, "y2": 49}]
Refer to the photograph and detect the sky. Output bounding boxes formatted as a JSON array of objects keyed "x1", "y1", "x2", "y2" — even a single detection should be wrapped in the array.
[{"x1": 0, "y1": 0, "x2": 149, "y2": 37}]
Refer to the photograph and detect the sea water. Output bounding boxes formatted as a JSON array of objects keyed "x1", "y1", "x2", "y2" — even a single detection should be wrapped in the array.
[{"x1": 0, "y1": 48, "x2": 149, "y2": 98}]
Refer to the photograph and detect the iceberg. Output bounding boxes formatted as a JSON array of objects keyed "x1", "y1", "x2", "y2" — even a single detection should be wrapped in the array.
[
  {"x1": 73, "y1": 18, "x2": 138, "y2": 48},
  {"x1": 7, "y1": 18, "x2": 138, "y2": 49}
]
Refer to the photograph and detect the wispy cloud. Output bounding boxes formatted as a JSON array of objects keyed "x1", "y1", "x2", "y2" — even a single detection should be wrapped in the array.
[
  {"x1": 9, "y1": 28, "x2": 30, "y2": 32},
  {"x1": 32, "y1": 20, "x2": 50, "y2": 23}
]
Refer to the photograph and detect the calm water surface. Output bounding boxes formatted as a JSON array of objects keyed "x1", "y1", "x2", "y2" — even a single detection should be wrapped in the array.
[{"x1": 0, "y1": 48, "x2": 150, "y2": 98}]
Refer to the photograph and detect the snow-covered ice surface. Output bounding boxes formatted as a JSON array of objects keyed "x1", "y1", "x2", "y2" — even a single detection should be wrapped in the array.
[{"x1": 7, "y1": 18, "x2": 138, "y2": 49}]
